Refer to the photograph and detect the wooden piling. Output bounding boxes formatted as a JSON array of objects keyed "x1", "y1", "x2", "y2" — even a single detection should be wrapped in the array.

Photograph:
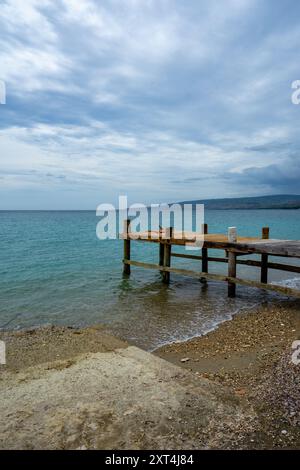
[
  {"x1": 228, "y1": 227, "x2": 237, "y2": 297},
  {"x1": 162, "y1": 227, "x2": 173, "y2": 284},
  {"x1": 261, "y1": 227, "x2": 269, "y2": 283},
  {"x1": 159, "y1": 243, "x2": 164, "y2": 266},
  {"x1": 228, "y1": 252, "x2": 237, "y2": 297},
  {"x1": 159, "y1": 226, "x2": 164, "y2": 266},
  {"x1": 200, "y1": 223, "x2": 208, "y2": 283},
  {"x1": 123, "y1": 219, "x2": 131, "y2": 275}
]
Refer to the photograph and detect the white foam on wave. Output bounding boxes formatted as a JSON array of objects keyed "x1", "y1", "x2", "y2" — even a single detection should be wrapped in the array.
[
  {"x1": 149, "y1": 301, "x2": 260, "y2": 352},
  {"x1": 272, "y1": 277, "x2": 300, "y2": 289}
]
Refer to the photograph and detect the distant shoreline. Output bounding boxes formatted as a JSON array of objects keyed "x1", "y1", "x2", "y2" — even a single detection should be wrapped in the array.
[
  {"x1": 1, "y1": 194, "x2": 300, "y2": 211},
  {"x1": 1, "y1": 206, "x2": 300, "y2": 212}
]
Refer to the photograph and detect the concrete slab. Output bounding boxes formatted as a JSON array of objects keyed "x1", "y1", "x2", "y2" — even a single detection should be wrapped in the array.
[{"x1": 0, "y1": 344, "x2": 256, "y2": 449}]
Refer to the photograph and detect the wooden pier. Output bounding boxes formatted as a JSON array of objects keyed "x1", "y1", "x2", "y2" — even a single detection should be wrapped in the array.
[{"x1": 121, "y1": 222, "x2": 300, "y2": 299}]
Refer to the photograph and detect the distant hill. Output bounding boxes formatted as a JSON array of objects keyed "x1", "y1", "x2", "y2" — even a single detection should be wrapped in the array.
[{"x1": 179, "y1": 194, "x2": 300, "y2": 210}]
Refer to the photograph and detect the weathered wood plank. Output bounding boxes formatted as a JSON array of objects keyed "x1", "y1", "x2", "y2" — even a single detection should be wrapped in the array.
[
  {"x1": 202, "y1": 223, "x2": 208, "y2": 272},
  {"x1": 215, "y1": 240, "x2": 300, "y2": 258},
  {"x1": 228, "y1": 252, "x2": 236, "y2": 297},
  {"x1": 171, "y1": 252, "x2": 300, "y2": 273},
  {"x1": 124, "y1": 230, "x2": 300, "y2": 258},
  {"x1": 123, "y1": 260, "x2": 300, "y2": 298},
  {"x1": 227, "y1": 228, "x2": 237, "y2": 297},
  {"x1": 201, "y1": 223, "x2": 208, "y2": 283},
  {"x1": 261, "y1": 227, "x2": 269, "y2": 283},
  {"x1": 159, "y1": 226, "x2": 164, "y2": 267},
  {"x1": 162, "y1": 227, "x2": 173, "y2": 284},
  {"x1": 159, "y1": 243, "x2": 164, "y2": 266},
  {"x1": 267, "y1": 261, "x2": 300, "y2": 273},
  {"x1": 123, "y1": 219, "x2": 131, "y2": 275}
]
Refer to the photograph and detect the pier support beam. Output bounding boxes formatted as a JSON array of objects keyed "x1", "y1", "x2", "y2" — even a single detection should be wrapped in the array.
[
  {"x1": 123, "y1": 219, "x2": 131, "y2": 275},
  {"x1": 228, "y1": 252, "x2": 237, "y2": 297},
  {"x1": 159, "y1": 243, "x2": 164, "y2": 266},
  {"x1": 162, "y1": 227, "x2": 173, "y2": 284},
  {"x1": 261, "y1": 227, "x2": 269, "y2": 283},
  {"x1": 159, "y1": 226, "x2": 164, "y2": 267},
  {"x1": 200, "y1": 223, "x2": 208, "y2": 283},
  {"x1": 228, "y1": 227, "x2": 237, "y2": 297}
]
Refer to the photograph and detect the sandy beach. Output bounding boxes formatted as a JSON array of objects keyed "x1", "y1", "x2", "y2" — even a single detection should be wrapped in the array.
[
  {"x1": 156, "y1": 300, "x2": 300, "y2": 448},
  {"x1": 1, "y1": 300, "x2": 300, "y2": 449},
  {"x1": 0, "y1": 325, "x2": 254, "y2": 450}
]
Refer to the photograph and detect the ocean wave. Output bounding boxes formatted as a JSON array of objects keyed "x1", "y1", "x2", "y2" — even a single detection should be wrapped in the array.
[{"x1": 272, "y1": 277, "x2": 300, "y2": 289}]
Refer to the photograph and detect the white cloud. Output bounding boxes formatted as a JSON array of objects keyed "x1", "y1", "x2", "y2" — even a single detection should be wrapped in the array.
[
  {"x1": 1, "y1": 0, "x2": 300, "y2": 207},
  {"x1": 0, "y1": 45, "x2": 73, "y2": 93},
  {"x1": 0, "y1": 1, "x2": 74, "y2": 94},
  {"x1": 1, "y1": 117, "x2": 294, "y2": 205},
  {"x1": 0, "y1": 0, "x2": 57, "y2": 44}
]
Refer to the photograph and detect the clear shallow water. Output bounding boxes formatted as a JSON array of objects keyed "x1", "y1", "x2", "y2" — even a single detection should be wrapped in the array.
[{"x1": 1, "y1": 209, "x2": 300, "y2": 350}]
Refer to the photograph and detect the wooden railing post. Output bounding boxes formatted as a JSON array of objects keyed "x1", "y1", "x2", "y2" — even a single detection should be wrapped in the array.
[
  {"x1": 123, "y1": 219, "x2": 131, "y2": 275},
  {"x1": 228, "y1": 227, "x2": 237, "y2": 297},
  {"x1": 200, "y1": 223, "x2": 208, "y2": 283},
  {"x1": 162, "y1": 227, "x2": 173, "y2": 284},
  {"x1": 261, "y1": 226, "x2": 269, "y2": 283}
]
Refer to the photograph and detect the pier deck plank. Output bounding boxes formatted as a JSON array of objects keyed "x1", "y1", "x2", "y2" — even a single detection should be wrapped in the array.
[{"x1": 122, "y1": 230, "x2": 300, "y2": 258}]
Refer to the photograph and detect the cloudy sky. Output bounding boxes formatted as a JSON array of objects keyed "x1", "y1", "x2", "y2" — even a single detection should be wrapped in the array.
[{"x1": 0, "y1": 0, "x2": 300, "y2": 209}]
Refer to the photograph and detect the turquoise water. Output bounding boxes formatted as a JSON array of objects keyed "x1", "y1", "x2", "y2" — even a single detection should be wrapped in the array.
[{"x1": 1, "y1": 209, "x2": 300, "y2": 350}]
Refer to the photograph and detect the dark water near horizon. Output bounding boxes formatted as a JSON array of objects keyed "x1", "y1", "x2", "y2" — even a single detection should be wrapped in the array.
[{"x1": 1, "y1": 209, "x2": 300, "y2": 350}]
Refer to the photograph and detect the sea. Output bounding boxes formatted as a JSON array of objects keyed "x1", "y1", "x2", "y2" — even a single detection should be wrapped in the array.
[{"x1": 1, "y1": 209, "x2": 300, "y2": 350}]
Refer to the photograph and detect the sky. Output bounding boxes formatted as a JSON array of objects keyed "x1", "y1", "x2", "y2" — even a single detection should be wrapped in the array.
[{"x1": 0, "y1": 0, "x2": 300, "y2": 209}]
